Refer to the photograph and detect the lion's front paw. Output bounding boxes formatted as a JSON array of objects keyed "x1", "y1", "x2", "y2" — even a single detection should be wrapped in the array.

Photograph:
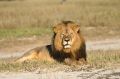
[
  {"x1": 77, "y1": 58, "x2": 87, "y2": 65},
  {"x1": 64, "y1": 58, "x2": 77, "y2": 66}
]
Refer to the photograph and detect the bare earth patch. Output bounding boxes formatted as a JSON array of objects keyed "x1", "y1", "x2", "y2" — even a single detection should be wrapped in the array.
[{"x1": 0, "y1": 68, "x2": 120, "y2": 79}]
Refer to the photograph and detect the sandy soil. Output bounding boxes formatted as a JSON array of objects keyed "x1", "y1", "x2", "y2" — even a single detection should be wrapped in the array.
[
  {"x1": 0, "y1": 38, "x2": 120, "y2": 79},
  {"x1": 0, "y1": 68, "x2": 120, "y2": 79},
  {"x1": 87, "y1": 39, "x2": 120, "y2": 50}
]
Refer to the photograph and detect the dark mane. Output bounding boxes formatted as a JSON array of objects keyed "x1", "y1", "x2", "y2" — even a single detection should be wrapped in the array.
[{"x1": 62, "y1": 21, "x2": 74, "y2": 25}]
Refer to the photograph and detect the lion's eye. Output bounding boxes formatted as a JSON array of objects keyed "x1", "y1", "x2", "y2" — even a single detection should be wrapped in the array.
[
  {"x1": 61, "y1": 33, "x2": 64, "y2": 38},
  {"x1": 70, "y1": 33, "x2": 73, "y2": 35}
]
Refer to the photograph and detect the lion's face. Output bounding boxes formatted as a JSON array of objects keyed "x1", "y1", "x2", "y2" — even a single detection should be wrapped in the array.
[{"x1": 53, "y1": 22, "x2": 81, "y2": 53}]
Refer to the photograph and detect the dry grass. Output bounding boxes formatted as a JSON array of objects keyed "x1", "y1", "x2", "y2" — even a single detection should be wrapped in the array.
[
  {"x1": 0, "y1": 0, "x2": 120, "y2": 27},
  {"x1": 0, "y1": 50, "x2": 120, "y2": 72},
  {"x1": 88, "y1": 50, "x2": 120, "y2": 68},
  {"x1": 0, "y1": 59, "x2": 59, "y2": 72},
  {"x1": 0, "y1": 0, "x2": 120, "y2": 39}
]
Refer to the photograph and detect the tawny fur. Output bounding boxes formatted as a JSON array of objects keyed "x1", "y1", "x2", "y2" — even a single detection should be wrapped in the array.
[{"x1": 16, "y1": 21, "x2": 87, "y2": 65}]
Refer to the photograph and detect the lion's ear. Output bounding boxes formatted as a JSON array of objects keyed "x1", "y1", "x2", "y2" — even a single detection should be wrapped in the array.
[
  {"x1": 73, "y1": 25, "x2": 80, "y2": 33},
  {"x1": 53, "y1": 26, "x2": 60, "y2": 33}
]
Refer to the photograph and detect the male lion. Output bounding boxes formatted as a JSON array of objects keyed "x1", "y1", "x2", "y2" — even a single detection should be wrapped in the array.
[{"x1": 16, "y1": 21, "x2": 87, "y2": 65}]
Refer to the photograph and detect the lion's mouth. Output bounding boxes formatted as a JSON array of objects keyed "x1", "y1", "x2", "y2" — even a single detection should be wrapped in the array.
[
  {"x1": 63, "y1": 41, "x2": 71, "y2": 49},
  {"x1": 64, "y1": 44, "x2": 71, "y2": 48}
]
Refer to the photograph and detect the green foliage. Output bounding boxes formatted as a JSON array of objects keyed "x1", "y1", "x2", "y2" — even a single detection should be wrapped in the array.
[{"x1": 0, "y1": 27, "x2": 51, "y2": 39}]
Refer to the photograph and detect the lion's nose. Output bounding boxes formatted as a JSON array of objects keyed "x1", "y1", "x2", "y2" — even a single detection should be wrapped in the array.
[{"x1": 64, "y1": 38, "x2": 70, "y2": 42}]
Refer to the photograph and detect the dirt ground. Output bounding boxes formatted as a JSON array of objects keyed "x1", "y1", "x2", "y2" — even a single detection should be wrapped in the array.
[
  {"x1": 0, "y1": 38, "x2": 120, "y2": 79},
  {"x1": 0, "y1": 68, "x2": 120, "y2": 79}
]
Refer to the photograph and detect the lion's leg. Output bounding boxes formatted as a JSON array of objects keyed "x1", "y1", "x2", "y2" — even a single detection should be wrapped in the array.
[
  {"x1": 15, "y1": 50, "x2": 55, "y2": 63},
  {"x1": 76, "y1": 43, "x2": 87, "y2": 65},
  {"x1": 77, "y1": 58, "x2": 87, "y2": 65},
  {"x1": 15, "y1": 51, "x2": 39, "y2": 63},
  {"x1": 64, "y1": 58, "x2": 77, "y2": 66},
  {"x1": 15, "y1": 56, "x2": 31, "y2": 63}
]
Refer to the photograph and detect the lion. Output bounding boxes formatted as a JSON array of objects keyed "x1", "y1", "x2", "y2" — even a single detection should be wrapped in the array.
[{"x1": 16, "y1": 21, "x2": 87, "y2": 65}]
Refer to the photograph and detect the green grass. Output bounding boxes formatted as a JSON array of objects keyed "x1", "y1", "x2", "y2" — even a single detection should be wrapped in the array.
[
  {"x1": 0, "y1": 27, "x2": 51, "y2": 39},
  {"x1": 0, "y1": 50, "x2": 120, "y2": 72}
]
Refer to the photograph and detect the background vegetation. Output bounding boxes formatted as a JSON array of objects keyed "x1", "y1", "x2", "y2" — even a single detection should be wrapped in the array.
[{"x1": 0, "y1": 0, "x2": 120, "y2": 39}]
